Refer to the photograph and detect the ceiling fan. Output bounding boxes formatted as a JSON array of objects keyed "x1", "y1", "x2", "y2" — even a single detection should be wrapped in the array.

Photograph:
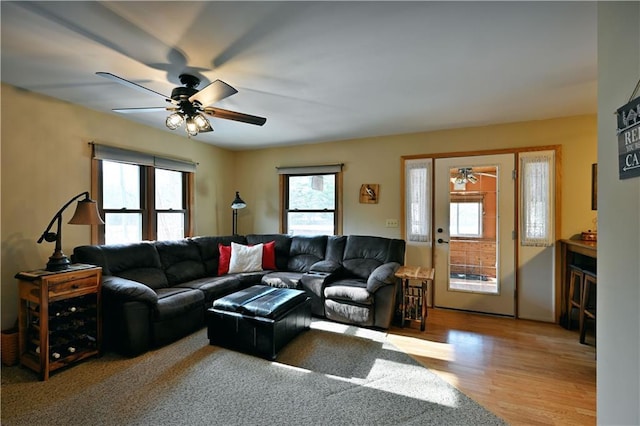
[
  {"x1": 451, "y1": 168, "x2": 497, "y2": 184},
  {"x1": 96, "y1": 72, "x2": 266, "y2": 137}
]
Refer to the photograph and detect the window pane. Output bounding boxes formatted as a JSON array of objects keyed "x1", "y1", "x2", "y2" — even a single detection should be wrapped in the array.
[
  {"x1": 288, "y1": 175, "x2": 335, "y2": 209},
  {"x1": 105, "y1": 213, "x2": 142, "y2": 245},
  {"x1": 287, "y1": 212, "x2": 334, "y2": 235},
  {"x1": 156, "y1": 169, "x2": 183, "y2": 209},
  {"x1": 450, "y1": 202, "x2": 482, "y2": 237},
  {"x1": 157, "y1": 212, "x2": 185, "y2": 241},
  {"x1": 103, "y1": 161, "x2": 140, "y2": 209}
]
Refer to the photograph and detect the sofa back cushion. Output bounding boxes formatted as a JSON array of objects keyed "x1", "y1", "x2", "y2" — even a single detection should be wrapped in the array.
[
  {"x1": 325, "y1": 235, "x2": 347, "y2": 263},
  {"x1": 191, "y1": 235, "x2": 247, "y2": 276},
  {"x1": 72, "y1": 245, "x2": 112, "y2": 275},
  {"x1": 342, "y1": 236, "x2": 406, "y2": 280},
  {"x1": 155, "y1": 239, "x2": 206, "y2": 285},
  {"x1": 287, "y1": 235, "x2": 328, "y2": 272},
  {"x1": 246, "y1": 234, "x2": 292, "y2": 271},
  {"x1": 101, "y1": 242, "x2": 168, "y2": 289}
]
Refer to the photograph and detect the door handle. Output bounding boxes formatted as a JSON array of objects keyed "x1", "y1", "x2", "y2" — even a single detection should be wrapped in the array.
[{"x1": 437, "y1": 238, "x2": 449, "y2": 244}]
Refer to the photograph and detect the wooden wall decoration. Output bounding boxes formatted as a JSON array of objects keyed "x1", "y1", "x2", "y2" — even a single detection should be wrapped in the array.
[{"x1": 359, "y1": 184, "x2": 379, "y2": 204}]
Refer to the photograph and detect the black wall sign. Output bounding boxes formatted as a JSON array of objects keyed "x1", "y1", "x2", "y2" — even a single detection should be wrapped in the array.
[{"x1": 617, "y1": 96, "x2": 640, "y2": 180}]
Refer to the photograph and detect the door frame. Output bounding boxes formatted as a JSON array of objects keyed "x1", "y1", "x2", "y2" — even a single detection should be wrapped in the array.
[{"x1": 401, "y1": 145, "x2": 562, "y2": 319}]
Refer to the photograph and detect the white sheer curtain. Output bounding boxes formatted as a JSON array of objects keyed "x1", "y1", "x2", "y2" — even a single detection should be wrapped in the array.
[
  {"x1": 520, "y1": 151, "x2": 555, "y2": 246},
  {"x1": 405, "y1": 158, "x2": 432, "y2": 243}
]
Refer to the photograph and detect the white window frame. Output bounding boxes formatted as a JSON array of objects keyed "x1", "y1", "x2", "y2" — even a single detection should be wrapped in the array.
[
  {"x1": 450, "y1": 194, "x2": 484, "y2": 238},
  {"x1": 277, "y1": 164, "x2": 343, "y2": 235}
]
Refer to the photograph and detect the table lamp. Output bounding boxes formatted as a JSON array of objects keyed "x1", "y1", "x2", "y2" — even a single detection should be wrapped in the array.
[{"x1": 37, "y1": 191, "x2": 104, "y2": 271}]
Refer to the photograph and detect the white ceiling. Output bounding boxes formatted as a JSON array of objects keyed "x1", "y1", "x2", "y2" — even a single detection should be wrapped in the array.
[{"x1": 1, "y1": 1, "x2": 597, "y2": 151}]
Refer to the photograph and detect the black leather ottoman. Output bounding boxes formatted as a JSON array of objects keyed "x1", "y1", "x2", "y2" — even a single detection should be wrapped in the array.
[{"x1": 207, "y1": 285, "x2": 311, "y2": 360}]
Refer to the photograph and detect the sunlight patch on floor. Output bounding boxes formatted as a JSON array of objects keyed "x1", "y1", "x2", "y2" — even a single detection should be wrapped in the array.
[
  {"x1": 364, "y1": 358, "x2": 461, "y2": 408},
  {"x1": 387, "y1": 333, "x2": 456, "y2": 362},
  {"x1": 311, "y1": 319, "x2": 386, "y2": 343}
]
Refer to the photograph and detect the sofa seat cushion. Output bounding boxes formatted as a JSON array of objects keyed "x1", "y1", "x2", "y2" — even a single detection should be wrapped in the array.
[
  {"x1": 234, "y1": 271, "x2": 272, "y2": 286},
  {"x1": 176, "y1": 275, "x2": 247, "y2": 305},
  {"x1": 261, "y1": 272, "x2": 305, "y2": 289},
  {"x1": 154, "y1": 288, "x2": 204, "y2": 321},
  {"x1": 324, "y1": 280, "x2": 373, "y2": 305}
]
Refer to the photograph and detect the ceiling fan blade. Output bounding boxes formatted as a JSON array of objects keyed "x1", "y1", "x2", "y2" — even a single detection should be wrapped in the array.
[
  {"x1": 203, "y1": 107, "x2": 267, "y2": 126},
  {"x1": 112, "y1": 107, "x2": 168, "y2": 114},
  {"x1": 96, "y1": 72, "x2": 170, "y2": 100},
  {"x1": 190, "y1": 80, "x2": 238, "y2": 106}
]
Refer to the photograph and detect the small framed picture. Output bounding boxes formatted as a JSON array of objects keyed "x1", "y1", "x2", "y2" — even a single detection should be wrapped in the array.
[{"x1": 360, "y1": 184, "x2": 379, "y2": 204}]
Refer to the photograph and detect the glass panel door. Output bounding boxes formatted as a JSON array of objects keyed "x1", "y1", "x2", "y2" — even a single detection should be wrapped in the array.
[{"x1": 434, "y1": 154, "x2": 515, "y2": 316}]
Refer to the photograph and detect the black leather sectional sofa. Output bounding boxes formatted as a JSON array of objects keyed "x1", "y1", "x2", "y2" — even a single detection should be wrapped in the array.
[{"x1": 72, "y1": 234, "x2": 406, "y2": 357}]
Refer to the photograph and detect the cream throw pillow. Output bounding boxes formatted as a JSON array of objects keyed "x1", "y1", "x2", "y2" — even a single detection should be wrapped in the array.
[{"x1": 228, "y1": 242, "x2": 264, "y2": 274}]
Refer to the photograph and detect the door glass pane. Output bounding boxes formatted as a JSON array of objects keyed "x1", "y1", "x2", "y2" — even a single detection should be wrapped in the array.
[
  {"x1": 102, "y1": 161, "x2": 140, "y2": 209},
  {"x1": 155, "y1": 169, "x2": 183, "y2": 209},
  {"x1": 448, "y1": 166, "x2": 498, "y2": 294},
  {"x1": 287, "y1": 212, "x2": 334, "y2": 235},
  {"x1": 450, "y1": 202, "x2": 482, "y2": 236},
  {"x1": 105, "y1": 213, "x2": 142, "y2": 245},
  {"x1": 157, "y1": 212, "x2": 184, "y2": 241},
  {"x1": 288, "y1": 175, "x2": 335, "y2": 209}
]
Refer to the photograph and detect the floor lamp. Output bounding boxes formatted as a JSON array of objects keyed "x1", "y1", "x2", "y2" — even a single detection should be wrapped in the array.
[{"x1": 231, "y1": 191, "x2": 246, "y2": 235}]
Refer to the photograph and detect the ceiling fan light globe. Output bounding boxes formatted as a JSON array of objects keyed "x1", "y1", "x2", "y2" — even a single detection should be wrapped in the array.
[
  {"x1": 166, "y1": 113, "x2": 184, "y2": 130},
  {"x1": 185, "y1": 117, "x2": 199, "y2": 136},
  {"x1": 193, "y1": 113, "x2": 212, "y2": 131}
]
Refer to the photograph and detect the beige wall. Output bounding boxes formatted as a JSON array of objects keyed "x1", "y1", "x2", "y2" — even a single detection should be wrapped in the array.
[
  {"x1": 235, "y1": 115, "x2": 597, "y2": 242},
  {"x1": 0, "y1": 84, "x2": 236, "y2": 328},
  {"x1": 596, "y1": 3, "x2": 640, "y2": 423}
]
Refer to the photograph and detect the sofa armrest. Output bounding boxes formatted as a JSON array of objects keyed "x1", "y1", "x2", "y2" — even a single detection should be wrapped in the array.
[
  {"x1": 366, "y1": 262, "x2": 401, "y2": 293},
  {"x1": 309, "y1": 260, "x2": 342, "y2": 274},
  {"x1": 102, "y1": 276, "x2": 158, "y2": 305}
]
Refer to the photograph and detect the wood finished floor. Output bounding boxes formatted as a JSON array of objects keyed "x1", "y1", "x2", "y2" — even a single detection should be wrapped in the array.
[{"x1": 387, "y1": 309, "x2": 596, "y2": 426}]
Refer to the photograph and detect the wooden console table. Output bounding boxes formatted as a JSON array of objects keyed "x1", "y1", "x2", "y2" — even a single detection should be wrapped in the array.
[
  {"x1": 558, "y1": 239, "x2": 596, "y2": 327},
  {"x1": 395, "y1": 266, "x2": 435, "y2": 331}
]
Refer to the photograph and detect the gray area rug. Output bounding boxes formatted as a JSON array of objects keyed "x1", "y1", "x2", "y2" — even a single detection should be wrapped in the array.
[{"x1": 1, "y1": 320, "x2": 505, "y2": 425}]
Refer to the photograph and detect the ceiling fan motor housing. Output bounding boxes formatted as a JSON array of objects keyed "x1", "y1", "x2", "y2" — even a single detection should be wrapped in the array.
[{"x1": 171, "y1": 86, "x2": 198, "y2": 102}]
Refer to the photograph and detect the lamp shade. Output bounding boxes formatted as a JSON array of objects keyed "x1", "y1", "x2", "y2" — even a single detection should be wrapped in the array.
[
  {"x1": 231, "y1": 192, "x2": 247, "y2": 210},
  {"x1": 68, "y1": 199, "x2": 105, "y2": 225}
]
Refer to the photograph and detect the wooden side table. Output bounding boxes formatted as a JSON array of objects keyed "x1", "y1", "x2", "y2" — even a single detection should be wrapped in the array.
[
  {"x1": 16, "y1": 264, "x2": 102, "y2": 380},
  {"x1": 395, "y1": 266, "x2": 435, "y2": 331}
]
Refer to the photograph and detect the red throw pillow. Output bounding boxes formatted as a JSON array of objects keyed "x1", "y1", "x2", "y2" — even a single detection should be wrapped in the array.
[
  {"x1": 262, "y1": 241, "x2": 277, "y2": 270},
  {"x1": 218, "y1": 244, "x2": 232, "y2": 275}
]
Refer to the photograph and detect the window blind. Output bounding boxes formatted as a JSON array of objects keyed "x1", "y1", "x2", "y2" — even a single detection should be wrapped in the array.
[
  {"x1": 92, "y1": 143, "x2": 197, "y2": 173},
  {"x1": 276, "y1": 164, "x2": 343, "y2": 175}
]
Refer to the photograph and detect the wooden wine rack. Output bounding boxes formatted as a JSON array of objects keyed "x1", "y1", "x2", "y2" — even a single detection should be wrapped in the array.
[{"x1": 16, "y1": 265, "x2": 102, "y2": 380}]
